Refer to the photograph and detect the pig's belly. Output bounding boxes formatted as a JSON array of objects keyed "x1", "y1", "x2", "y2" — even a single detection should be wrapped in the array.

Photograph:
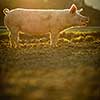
[{"x1": 20, "y1": 21, "x2": 50, "y2": 35}]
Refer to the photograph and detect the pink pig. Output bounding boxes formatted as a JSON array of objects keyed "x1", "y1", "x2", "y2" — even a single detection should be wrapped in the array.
[{"x1": 3, "y1": 4, "x2": 89, "y2": 47}]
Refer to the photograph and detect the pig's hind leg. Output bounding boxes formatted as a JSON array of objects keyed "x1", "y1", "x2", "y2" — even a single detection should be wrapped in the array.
[{"x1": 9, "y1": 27, "x2": 19, "y2": 48}]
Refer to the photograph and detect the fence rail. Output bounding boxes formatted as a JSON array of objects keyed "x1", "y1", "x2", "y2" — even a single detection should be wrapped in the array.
[
  {"x1": 0, "y1": 26, "x2": 6, "y2": 29},
  {"x1": 0, "y1": 26, "x2": 100, "y2": 32}
]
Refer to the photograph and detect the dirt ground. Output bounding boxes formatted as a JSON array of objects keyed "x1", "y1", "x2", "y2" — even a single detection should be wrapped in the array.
[{"x1": 0, "y1": 30, "x2": 100, "y2": 100}]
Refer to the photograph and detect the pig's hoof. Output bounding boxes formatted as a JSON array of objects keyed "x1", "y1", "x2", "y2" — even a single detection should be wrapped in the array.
[{"x1": 50, "y1": 44, "x2": 58, "y2": 48}]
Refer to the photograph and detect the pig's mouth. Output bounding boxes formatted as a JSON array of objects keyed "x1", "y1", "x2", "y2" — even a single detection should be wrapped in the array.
[
  {"x1": 80, "y1": 19, "x2": 89, "y2": 27},
  {"x1": 80, "y1": 21, "x2": 88, "y2": 26}
]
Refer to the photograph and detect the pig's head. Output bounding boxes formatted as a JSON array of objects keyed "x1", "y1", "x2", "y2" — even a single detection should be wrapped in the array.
[{"x1": 67, "y1": 4, "x2": 89, "y2": 27}]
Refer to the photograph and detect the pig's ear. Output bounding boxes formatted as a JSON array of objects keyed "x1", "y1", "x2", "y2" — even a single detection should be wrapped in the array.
[{"x1": 69, "y1": 4, "x2": 77, "y2": 14}]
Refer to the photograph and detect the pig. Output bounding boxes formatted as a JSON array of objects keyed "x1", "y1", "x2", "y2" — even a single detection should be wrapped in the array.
[{"x1": 3, "y1": 4, "x2": 89, "y2": 47}]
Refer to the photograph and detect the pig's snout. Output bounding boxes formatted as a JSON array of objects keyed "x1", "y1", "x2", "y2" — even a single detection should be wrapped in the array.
[{"x1": 80, "y1": 17, "x2": 89, "y2": 26}]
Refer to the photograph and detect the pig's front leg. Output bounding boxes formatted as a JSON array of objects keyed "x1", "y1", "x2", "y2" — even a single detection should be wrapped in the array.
[{"x1": 50, "y1": 32, "x2": 59, "y2": 47}]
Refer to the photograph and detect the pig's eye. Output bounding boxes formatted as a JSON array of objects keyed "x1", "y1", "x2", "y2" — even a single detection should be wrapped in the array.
[{"x1": 70, "y1": 12, "x2": 76, "y2": 16}]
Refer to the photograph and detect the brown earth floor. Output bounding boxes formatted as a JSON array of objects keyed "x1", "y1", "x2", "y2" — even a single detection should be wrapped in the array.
[{"x1": 0, "y1": 33, "x2": 100, "y2": 100}]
